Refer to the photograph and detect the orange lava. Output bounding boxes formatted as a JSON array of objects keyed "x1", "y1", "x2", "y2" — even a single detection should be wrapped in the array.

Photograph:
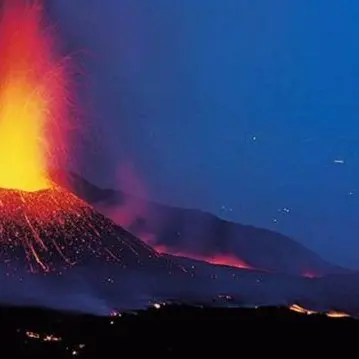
[
  {"x1": 0, "y1": 0, "x2": 68, "y2": 191},
  {"x1": 155, "y1": 245, "x2": 252, "y2": 270}
]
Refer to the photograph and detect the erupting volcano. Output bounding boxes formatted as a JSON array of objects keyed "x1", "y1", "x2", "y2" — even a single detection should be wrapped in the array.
[{"x1": 0, "y1": 0, "x2": 183, "y2": 276}]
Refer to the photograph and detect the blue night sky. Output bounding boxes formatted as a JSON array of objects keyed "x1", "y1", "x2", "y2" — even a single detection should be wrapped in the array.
[{"x1": 49, "y1": 1, "x2": 359, "y2": 268}]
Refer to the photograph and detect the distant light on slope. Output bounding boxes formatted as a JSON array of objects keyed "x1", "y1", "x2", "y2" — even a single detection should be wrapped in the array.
[
  {"x1": 326, "y1": 311, "x2": 350, "y2": 318},
  {"x1": 289, "y1": 304, "x2": 316, "y2": 315},
  {"x1": 289, "y1": 304, "x2": 351, "y2": 319}
]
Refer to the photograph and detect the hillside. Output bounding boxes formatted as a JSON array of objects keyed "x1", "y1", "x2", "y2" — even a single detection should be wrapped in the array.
[{"x1": 51, "y1": 171, "x2": 349, "y2": 276}]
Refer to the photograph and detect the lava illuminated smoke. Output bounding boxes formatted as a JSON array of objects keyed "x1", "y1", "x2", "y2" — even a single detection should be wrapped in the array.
[{"x1": 0, "y1": 0, "x2": 68, "y2": 191}]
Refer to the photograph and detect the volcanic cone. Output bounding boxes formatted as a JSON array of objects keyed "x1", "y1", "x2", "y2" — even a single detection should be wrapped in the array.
[{"x1": 0, "y1": 185, "x2": 183, "y2": 275}]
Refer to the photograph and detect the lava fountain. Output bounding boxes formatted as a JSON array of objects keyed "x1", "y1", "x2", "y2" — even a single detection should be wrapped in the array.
[{"x1": 0, "y1": 0, "x2": 67, "y2": 191}]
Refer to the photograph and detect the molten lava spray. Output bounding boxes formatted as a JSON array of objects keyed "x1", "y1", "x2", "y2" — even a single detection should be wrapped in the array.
[{"x1": 0, "y1": 0, "x2": 67, "y2": 191}]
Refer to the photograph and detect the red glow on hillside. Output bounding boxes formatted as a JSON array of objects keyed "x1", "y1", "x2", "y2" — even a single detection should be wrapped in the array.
[
  {"x1": 155, "y1": 245, "x2": 252, "y2": 270},
  {"x1": 204, "y1": 254, "x2": 252, "y2": 269},
  {"x1": 0, "y1": 0, "x2": 69, "y2": 191}
]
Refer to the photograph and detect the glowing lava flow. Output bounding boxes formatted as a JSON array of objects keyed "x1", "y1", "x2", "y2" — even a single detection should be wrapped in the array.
[
  {"x1": 155, "y1": 245, "x2": 252, "y2": 270},
  {"x1": 0, "y1": 0, "x2": 68, "y2": 191}
]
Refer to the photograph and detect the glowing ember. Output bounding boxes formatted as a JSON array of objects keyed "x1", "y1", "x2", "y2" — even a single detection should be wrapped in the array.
[{"x1": 0, "y1": 0, "x2": 68, "y2": 191}]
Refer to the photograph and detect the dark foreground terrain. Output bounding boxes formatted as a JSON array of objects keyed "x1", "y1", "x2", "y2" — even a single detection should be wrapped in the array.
[{"x1": 0, "y1": 304, "x2": 355, "y2": 357}]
